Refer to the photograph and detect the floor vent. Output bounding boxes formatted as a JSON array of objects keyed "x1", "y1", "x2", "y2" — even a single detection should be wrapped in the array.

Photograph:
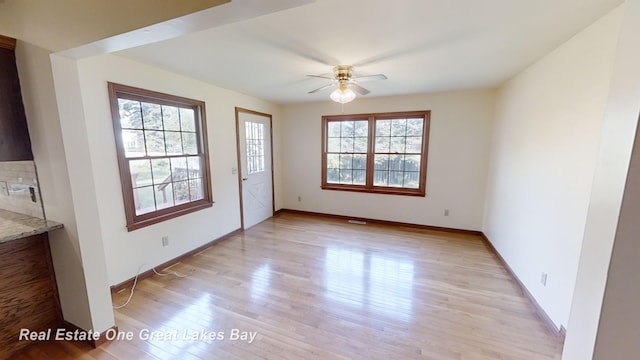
[{"x1": 348, "y1": 219, "x2": 367, "y2": 225}]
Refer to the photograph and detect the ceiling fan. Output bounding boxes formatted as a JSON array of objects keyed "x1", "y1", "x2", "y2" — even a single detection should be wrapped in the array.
[{"x1": 307, "y1": 65, "x2": 387, "y2": 103}]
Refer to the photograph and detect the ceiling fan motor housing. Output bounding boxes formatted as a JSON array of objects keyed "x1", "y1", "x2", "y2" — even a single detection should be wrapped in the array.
[
  {"x1": 334, "y1": 65, "x2": 353, "y2": 81},
  {"x1": 334, "y1": 65, "x2": 353, "y2": 91}
]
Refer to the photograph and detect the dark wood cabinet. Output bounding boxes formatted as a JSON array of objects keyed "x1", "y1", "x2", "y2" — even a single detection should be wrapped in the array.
[
  {"x1": 0, "y1": 35, "x2": 33, "y2": 161},
  {"x1": 0, "y1": 233, "x2": 61, "y2": 360}
]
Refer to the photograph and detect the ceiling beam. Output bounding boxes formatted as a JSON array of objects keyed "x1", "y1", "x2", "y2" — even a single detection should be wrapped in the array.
[{"x1": 0, "y1": 0, "x2": 231, "y2": 52}]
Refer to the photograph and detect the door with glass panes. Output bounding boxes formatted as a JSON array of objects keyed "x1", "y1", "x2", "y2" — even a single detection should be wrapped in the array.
[{"x1": 236, "y1": 108, "x2": 273, "y2": 229}]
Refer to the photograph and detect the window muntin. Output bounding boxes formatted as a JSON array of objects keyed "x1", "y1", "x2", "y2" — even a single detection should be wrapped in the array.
[
  {"x1": 109, "y1": 83, "x2": 213, "y2": 231},
  {"x1": 322, "y1": 111, "x2": 429, "y2": 196}
]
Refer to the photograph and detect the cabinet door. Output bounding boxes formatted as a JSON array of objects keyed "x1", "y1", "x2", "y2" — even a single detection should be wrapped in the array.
[
  {"x1": 0, "y1": 234, "x2": 60, "y2": 359},
  {"x1": 0, "y1": 47, "x2": 33, "y2": 161}
]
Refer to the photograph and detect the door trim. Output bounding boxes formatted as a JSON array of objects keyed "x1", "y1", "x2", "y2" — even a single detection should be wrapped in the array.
[{"x1": 235, "y1": 107, "x2": 275, "y2": 230}]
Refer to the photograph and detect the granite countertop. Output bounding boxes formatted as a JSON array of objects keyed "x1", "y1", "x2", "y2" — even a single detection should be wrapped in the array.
[{"x1": 0, "y1": 209, "x2": 63, "y2": 243}]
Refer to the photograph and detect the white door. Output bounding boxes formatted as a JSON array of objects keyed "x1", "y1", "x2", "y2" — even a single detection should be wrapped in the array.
[{"x1": 237, "y1": 108, "x2": 273, "y2": 229}]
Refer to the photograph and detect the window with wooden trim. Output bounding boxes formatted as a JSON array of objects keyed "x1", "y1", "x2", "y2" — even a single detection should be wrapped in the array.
[
  {"x1": 322, "y1": 111, "x2": 430, "y2": 196},
  {"x1": 108, "y1": 82, "x2": 213, "y2": 231}
]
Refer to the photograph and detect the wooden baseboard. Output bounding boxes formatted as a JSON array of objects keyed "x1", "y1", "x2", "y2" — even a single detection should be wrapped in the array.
[
  {"x1": 275, "y1": 209, "x2": 483, "y2": 236},
  {"x1": 111, "y1": 228, "x2": 241, "y2": 294},
  {"x1": 480, "y1": 233, "x2": 565, "y2": 343},
  {"x1": 59, "y1": 321, "x2": 118, "y2": 348}
]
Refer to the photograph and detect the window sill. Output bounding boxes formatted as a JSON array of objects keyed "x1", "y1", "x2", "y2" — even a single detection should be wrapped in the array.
[
  {"x1": 321, "y1": 184, "x2": 425, "y2": 197},
  {"x1": 126, "y1": 201, "x2": 214, "y2": 231}
]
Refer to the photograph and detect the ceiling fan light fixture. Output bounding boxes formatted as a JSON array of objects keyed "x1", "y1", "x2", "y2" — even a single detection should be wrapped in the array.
[{"x1": 330, "y1": 87, "x2": 356, "y2": 104}]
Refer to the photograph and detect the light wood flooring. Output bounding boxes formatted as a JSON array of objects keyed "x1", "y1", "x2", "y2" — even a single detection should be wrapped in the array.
[{"x1": 15, "y1": 212, "x2": 563, "y2": 359}]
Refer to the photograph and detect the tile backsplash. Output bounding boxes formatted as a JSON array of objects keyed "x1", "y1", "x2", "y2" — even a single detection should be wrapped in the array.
[{"x1": 0, "y1": 161, "x2": 44, "y2": 219}]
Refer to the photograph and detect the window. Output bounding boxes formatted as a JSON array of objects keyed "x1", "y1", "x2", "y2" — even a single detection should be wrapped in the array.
[
  {"x1": 108, "y1": 82, "x2": 213, "y2": 231},
  {"x1": 322, "y1": 111, "x2": 430, "y2": 196},
  {"x1": 245, "y1": 121, "x2": 265, "y2": 174}
]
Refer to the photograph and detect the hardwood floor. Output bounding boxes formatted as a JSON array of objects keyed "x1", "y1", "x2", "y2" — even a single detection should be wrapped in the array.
[{"x1": 15, "y1": 212, "x2": 563, "y2": 359}]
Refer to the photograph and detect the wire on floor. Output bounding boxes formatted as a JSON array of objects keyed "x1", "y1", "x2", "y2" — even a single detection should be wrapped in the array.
[
  {"x1": 112, "y1": 264, "x2": 190, "y2": 309},
  {"x1": 112, "y1": 263, "x2": 145, "y2": 309},
  {"x1": 152, "y1": 266, "x2": 188, "y2": 278}
]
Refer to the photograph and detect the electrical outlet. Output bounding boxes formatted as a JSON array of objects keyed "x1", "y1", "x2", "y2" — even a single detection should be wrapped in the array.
[
  {"x1": 297, "y1": 196, "x2": 302, "y2": 202},
  {"x1": 29, "y1": 187, "x2": 37, "y2": 203},
  {"x1": 540, "y1": 272, "x2": 548, "y2": 286},
  {"x1": 444, "y1": 209, "x2": 450, "y2": 216},
  {"x1": 162, "y1": 236, "x2": 169, "y2": 247}
]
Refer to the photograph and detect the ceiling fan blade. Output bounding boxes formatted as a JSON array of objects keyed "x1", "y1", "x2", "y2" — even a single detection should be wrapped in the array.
[
  {"x1": 349, "y1": 83, "x2": 370, "y2": 95},
  {"x1": 351, "y1": 74, "x2": 388, "y2": 81},
  {"x1": 306, "y1": 74, "x2": 335, "y2": 80},
  {"x1": 308, "y1": 83, "x2": 336, "y2": 94}
]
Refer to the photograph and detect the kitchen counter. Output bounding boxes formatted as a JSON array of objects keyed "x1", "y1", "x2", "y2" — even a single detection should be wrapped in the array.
[
  {"x1": 0, "y1": 210, "x2": 62, "y2": 359},
  {"x1": 0, "y1": 209, "x2": 63, "y2": 243}
]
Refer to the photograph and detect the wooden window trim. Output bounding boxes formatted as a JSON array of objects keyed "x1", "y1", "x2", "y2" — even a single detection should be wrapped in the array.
[
  {"x1": 321, "y1": 110, "x2": 430, "y2": 197},
  {"x1": 108, "y1": 82, "x2": 213, "y2": 231}
]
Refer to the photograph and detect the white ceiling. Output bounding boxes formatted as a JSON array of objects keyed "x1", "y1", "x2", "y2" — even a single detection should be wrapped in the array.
[{"x1": 116, "y1": 0, "x2": 623, "y2": 104}]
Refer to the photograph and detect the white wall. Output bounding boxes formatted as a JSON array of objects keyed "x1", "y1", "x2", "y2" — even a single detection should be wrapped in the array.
[
  {"x1": 564, "y1": 0, "x2": 640, "y2": 357},
  {"x1": 50, "y1": 54, "x2": 116, "y2": 333},
  {"x1": 73, "y1": 54, "x2": 283, "y2": 286},
  {"x1": 15, "y1": 42, "x2": 96, "y2": 332},
  {"x1": 281, "y1": 90, "x2": 495, "y2": 231},
  {"x1": 483, "y1": 6, "x2": 622, "y2": 331},
  {"x1": 593, "y1": 109, "x2": 640, "y2": 358}
]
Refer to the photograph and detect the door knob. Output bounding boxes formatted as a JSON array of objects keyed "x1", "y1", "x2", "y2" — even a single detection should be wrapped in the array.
[{"x1": 242, "y1": 177, "x2": 248, "y2": 181}]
